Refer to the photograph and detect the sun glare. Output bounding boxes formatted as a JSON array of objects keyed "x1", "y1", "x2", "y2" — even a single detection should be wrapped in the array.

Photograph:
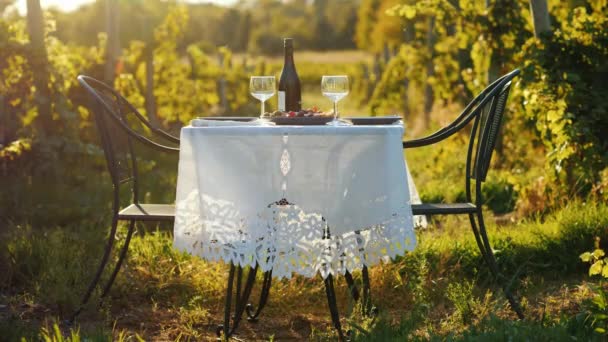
[{"x1": 14, "y1": 0, "x2": 238, "y2": 15}]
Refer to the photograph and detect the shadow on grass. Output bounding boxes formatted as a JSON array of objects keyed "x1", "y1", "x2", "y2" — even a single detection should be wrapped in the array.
[{"x1": 1, "y1": 202, "x2": 607, "y2": 340}]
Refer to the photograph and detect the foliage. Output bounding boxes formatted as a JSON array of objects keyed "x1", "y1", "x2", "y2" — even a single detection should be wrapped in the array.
[
  {"x1": 40, "y1": 324, "x2": 82, "y2": 342},
  {"x1": 0, "y1": 5, "x2": 271, "y2": 225},
  {"x1": 368, "y1": 44, "x2": 426, "y2": 115},
  {"x1": 445, "y1": 315, "x2": 595, "y2": 341},
  {"x1": 0, "y1": 11, "x2": 108, "y2": 225},
  {"x1": 579, "y1": 239, "x2": 608, "y2": 335},
  {"x1": 519, "y1": 4, "x2": 608, "y2": 190},
  {"x1": 538, "y1": 202, "x2": 608, "y2": 274},
  {"x1": 446, "y1": 280, "x2": 477, "y2": 325},
  {"x1": 355, "y1": 0, "x2": 380, "y2": 50},
  {"x1": 368, "y1": 0, "x2": 529, "y2": 113},
  {"x1": 370, "y1": 0, "x2": 608, "y2": 199},
  {"x1": 580, "y1": 243, "x2": 608, "y2": 278},
  {"x1": 481, "y1": 173, "x2": 517, "y2": 214},
  {"x1": 49, "y1": 0, "x2": 359, "y2": 55},
  {"x1": 115, "y1": 6, "x2": 224, "y2": 124}
]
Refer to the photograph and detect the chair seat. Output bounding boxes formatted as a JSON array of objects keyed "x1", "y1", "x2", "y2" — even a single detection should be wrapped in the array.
[
  {"x1": 118, "y1": 203, "x2": 175, "y2": 221},
  {"x1": 412, "y1": 203, "x2": 477, "y2": 216}
]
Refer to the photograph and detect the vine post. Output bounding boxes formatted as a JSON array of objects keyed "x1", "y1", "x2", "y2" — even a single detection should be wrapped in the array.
[
  {"x1": 423, "y1": 16, "x2": 435, "y2": 129},
  {"x1": 26, "y1": 0, "x2": 52, "y2": 138},
  {"x1": 104, "y1": 0, "x2": 121, "y2": 85},
  {"x1": 529, "y1": 0, "x2": 551, "y2": 38}
]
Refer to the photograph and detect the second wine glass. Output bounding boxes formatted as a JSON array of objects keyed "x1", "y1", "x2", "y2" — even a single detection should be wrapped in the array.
[
  {"x1": 321, "y1": 75, "x2": 350, "y2": 126},
  {"x1": 250, "y1": 76, "x2": 276, "y2": 121}
]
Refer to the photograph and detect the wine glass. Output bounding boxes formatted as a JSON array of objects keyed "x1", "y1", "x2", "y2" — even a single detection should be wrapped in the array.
[
  {"x1": 321, "y1": 75, "x2": 351, "y2": 126},
  {"x1": 250, "y1": 76, "x2": 276, "y2": 123}
]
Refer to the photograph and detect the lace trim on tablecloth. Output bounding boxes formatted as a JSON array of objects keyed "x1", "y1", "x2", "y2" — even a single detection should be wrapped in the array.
[{"x1": 174, "y1": 190, "x2": 416, "y2": 279}]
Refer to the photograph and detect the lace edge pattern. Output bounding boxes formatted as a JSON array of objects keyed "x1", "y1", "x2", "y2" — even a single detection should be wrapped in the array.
[{"x1": 174, "y1": 190, "x2": 416, "y2": 279}]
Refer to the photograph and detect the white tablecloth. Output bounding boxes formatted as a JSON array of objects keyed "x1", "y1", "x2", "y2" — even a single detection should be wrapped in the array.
[{"x1": 173, "y1": 124, "x2": 417, "y2": 279}]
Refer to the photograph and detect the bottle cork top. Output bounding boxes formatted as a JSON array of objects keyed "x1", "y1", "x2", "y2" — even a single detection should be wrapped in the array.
[{"x1": 284, "y1": 38, "x2": 293, "y2": 47}]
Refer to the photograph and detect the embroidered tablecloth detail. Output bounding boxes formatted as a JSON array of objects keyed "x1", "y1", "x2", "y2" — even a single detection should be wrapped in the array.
[{"x1": 174, "y1": 125, "x2": 417, "y2": 279}]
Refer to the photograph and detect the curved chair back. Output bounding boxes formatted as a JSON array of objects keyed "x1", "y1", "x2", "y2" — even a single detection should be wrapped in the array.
[
  {"x1": 403, "y1": 69, "x2": 520, "y2": 205},
  {"x1": 460, "y1": 70, "x2": 519, "y2": 206},
  {"x1": 402, "y1": 70, "x2": 523, "y2": 319},
  {"x1": 77, "y1": 75, "x2": 179, "y2": 205},
  {"x1": 465, "y1": 70, "x2": 518, "y2": 183}
]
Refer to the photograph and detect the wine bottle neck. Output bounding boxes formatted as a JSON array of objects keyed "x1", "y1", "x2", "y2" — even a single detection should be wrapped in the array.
[{"x1": 284, "y1": 48, "x2": 294, "y2": 65}]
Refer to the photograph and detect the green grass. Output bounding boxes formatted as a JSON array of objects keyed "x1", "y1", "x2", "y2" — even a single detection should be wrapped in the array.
[{"x1": 2, "y1": 200, "x2": 608, "y2": 340}]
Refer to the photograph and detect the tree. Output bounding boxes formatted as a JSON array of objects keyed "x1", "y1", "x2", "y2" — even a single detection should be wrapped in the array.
[
  {"x1": 143, "y1": 10, "x2": 158, "y2": 126},
  {"x1": 325, "y1": 0, "x2": 357, "y2": 49},
  {"x1": 220, "y1": 8, "x2": 241, "y2": 49},
  {"x1": 401, "y1": 20, "x2": 415, "y2": 116},
  {"x1": 423, "y1": 16, "x2": 435, "y2": 129},
  {"x1": 237, "y1": 11, "x2": 251, "y2": 52},
  {"x1": 313, "y1": 0, "x2": 332, "y2": 50},
  {"x1": 486, "y1": 0, "x2": 499, "y2": 83},
  {"x1": 26, "y1": 0, "x2": 52, "y2": 137},
  {"x1": 369, "y1": 0, "x2": 405, "y2": 52},
  {"x1": 355, "y1": 0, "x2": 380, "y2": 50}
]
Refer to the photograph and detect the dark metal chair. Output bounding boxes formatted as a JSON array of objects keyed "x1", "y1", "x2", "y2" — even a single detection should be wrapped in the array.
[
  {"x1": 404, "y1": 69, "x2": 524, "y2": 319},
  {"x1": 72, "y1": 76, "x2": 273, "y2": 339},
  {"x1": 69, "y1": 75, "x2": 179, "y2": 322},
  {"x1": 324, "y1": 69, "x2": 524, "y2": 341}
]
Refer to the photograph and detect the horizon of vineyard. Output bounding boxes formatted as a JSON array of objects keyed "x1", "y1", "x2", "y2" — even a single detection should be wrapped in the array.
[{"x1": 234, "y1": 49, "x2": 374, "y2": 65}]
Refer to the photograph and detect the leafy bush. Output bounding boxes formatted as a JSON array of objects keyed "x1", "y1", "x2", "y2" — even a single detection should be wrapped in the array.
[
  {"x1": 482, "y1": 173, "x2": 517, "y2": 214},
  {"x1": 448, "y1": 315, "x2": 596, "y2": 342},
  {"x1": 548, "y1": 203, "x2": 608, "y2": 272},
  {"x1": 377, "y1": 0, "x2": 608, "y2": 200},
  {"x1": 579, "y1": 240, "x2": 608, "y2": 336},
  {"x1": 446, "y1": 280, "x2": 477, "y2": 325},
  {"x1": 519, "y1": 4, "x2": 608, "y2": 192}
]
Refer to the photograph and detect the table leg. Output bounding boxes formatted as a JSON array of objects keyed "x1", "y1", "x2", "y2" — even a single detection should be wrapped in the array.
[
  {"x1": 361, "y1": 266, "x2": 378, "y2": 317},
  {"x1": 246, "y1": 270, "x2": 272, "y2": 322},
  {"x1": 216, "y1": 263, "x2": 258, "y2": 340},
  {"x1": 344, "y1": 270, "x2": 360, "y2": 302},
  {"x1": 344, "y1": 267, "x2": 378, "y2": 318},
  {"x1": 324, "y1": 273, "x2": 348, "y2": 341}
]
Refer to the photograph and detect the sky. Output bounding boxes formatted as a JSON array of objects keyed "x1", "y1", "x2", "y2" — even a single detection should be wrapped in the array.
[{"x1": 14, "y1": 0, "x2": 238, "y2": 14}]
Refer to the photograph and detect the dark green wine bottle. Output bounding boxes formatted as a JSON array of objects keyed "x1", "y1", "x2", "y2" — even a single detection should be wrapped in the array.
[{"x1": 278, "y1": 38, "x2": 301, "y2": 112}]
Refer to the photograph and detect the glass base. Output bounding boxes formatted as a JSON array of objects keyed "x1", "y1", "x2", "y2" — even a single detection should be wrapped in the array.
[
  {"x1": 326, "y1": 118, "x2": 353, "y2": 126},
  {"x1": 252, "y1": 117, "x2": 276, "y2": 126}
]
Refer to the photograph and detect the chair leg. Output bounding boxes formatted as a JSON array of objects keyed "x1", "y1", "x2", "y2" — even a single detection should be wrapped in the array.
[
  {"x1": 246, "y1": 270, "x2": 272, "y2": 322},
  {"x1": 217, "y1": 264, "x2": 259, "y2": 340},
  {"x1": 100, "y1": 220, "x2": 136, "y2": 300},
  {"x1": 468, "y1": 213, "x2": 493, "y2": 267},
  {"x1": 324, "y1": 274, "x2": 348, "y2": 341},
  {"x1": 474, "y1": 212, "x2": 525, "y2": 319},
  {"x1": 68, "y1": 216, "x2": 120, "y2": 323}
]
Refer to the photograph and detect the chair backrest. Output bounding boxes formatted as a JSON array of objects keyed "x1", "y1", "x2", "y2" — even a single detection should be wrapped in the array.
[
  {"x1": 77, "y1": 75, "x2": 179, "y2": 204},
  {"x1": 466, "y1": 70, "x2": 519, "y2": 183}
]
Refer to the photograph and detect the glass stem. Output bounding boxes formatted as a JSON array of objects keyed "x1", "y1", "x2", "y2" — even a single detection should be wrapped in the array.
[
  {"x1": 261, "y1": 100, "x2": 265, "y2": 119},
  {"x1": 333, "y1": 101, "x2": 338, "y2": 121}
]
